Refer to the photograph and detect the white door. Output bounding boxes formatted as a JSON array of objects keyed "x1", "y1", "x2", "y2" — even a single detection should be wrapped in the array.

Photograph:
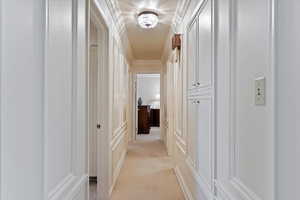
[
  {"x1": 187, "y1": 19, "x2": 198, "y2": 90},
  {"x1": 90, "y1": 7, "x2": 110, "y2": 199},
  {"x1": 89, "y1": 44, "x2": 98, "y2": 179}
]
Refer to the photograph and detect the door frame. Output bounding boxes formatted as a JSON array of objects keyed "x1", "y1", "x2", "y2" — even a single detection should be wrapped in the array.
[
  {"x1": 132, "y1": 73, "x2": 162, "y2": 141},
  {"x1": 88, "y1": 1, "x2": 110, "y2": 199}
]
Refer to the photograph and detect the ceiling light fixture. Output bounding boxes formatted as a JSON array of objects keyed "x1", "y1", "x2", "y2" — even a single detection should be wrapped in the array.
[{"x1": 137, "y1": 11, "x2": 159, "y2": 29}]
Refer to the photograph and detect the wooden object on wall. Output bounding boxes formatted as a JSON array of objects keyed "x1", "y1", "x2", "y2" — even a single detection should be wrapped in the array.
[
  {"x1": 138, "y1": 105, "x2": 151, "y2": 134},
  {"x1": 172, "y1": 34, "x2": 181, "y2": 50},
  {"x1": 150, "y1": 109, "x2": 160, "y2": 127}
]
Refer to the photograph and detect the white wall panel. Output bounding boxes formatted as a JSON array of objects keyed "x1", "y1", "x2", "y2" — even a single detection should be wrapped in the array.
[
  {"x1": 0, "y1": 0, "x2": 87, "y2": 199},
  {"x1": 196, "y1": 98, "x2": 212, "y2": 186},
  {"x1": 276, "y1": 0, "x2": 300, "y2": 199},
  {"x1": 214, "y1": 0, "x2": 275, "y2": 199},
  {"x1": 45, "y1": 0, "x2": 88, "y2": 199},
  {"x1": 0, "y1": 0, "x2": 45, "y2": 199},
  {"x1": 197, "y1": 0, "x2": 212, "y2": 88},
  {"x1": 108, "y1": 31, "x2": 129, "y2": 195},
  {"x1": 233, "y1": 0, "x2": 274, "y2": 199},
  {"x1": 168, "y1": 0, "x2": 277, "y2": 199},
  {"x1": 46, "y1": 0, "x2": 74, "y2": 192}
]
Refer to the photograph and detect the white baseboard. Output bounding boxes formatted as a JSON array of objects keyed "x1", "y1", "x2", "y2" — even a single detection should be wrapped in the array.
[
  {"x1": 109, "y1": 150, "x2": 127, "y2": 195},
  {"x1": 174, "y1": 166, "x2": 195, "y2": 200}
]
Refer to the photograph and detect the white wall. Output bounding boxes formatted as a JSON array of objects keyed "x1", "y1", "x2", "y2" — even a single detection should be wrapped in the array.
[
  {"x1": 275, "y1": 0, "x2": 300, "y2": 199},
  {"x1": 0, "y1": 0, "x2": 88, "y2": 199},
  {"x1": 0, "y1": 0, "x2": 45, "y2": 199},
  {"x1": 109, "y1": 37, "x2": 129, "y2": 195},
  {"x1": 130, "y1": 60, "x2": 162, "y2": 73},
  {"x1": 163, "y1": 0, "x2": 275, "y2": 199},
  {"x1": 137, "y1": 74, "x2": 160, "y2": 107},
  {"x1": 217, "y1": 0, "x2": 275, "y2": 198},
  {"x1": 45, "y1": 0, "x2": 88, "y2": 199}
]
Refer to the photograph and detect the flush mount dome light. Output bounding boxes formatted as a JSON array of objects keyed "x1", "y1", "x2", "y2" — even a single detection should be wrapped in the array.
[{"x1": 138, "y1": 11, "x2": 159, "y2": 29}]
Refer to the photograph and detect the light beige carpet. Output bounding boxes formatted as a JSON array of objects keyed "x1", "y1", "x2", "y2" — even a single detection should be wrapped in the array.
[{"x1": 111, "y1": 128, "x2": 185, "y2": 200}]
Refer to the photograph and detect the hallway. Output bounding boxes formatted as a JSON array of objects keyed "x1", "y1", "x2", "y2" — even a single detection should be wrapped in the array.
[
  {"x1": 111, "y1": 128, "x2": 184, "y2": 200},
  {"x1": 1, "y1": 0, "x2": 300, "y2": 200}
]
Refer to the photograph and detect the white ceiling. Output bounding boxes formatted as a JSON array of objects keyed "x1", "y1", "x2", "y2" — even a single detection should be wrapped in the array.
[{"x1": 117, "y1": 0, "x2": 180, "y2": 60}]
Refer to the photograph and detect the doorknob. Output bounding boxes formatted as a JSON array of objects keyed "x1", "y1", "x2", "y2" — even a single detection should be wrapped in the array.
[{"x1": 97, "y1": 124, "x2": 101, "y2": 129}]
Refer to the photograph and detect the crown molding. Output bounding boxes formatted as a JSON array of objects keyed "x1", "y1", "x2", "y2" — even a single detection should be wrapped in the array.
[
  {"x1": 103, "y1": 0, "x2": 133, "y2": 61},
  {"x1": 171, "y1": 0, "x2": 192, "y2": 33},
  {"x1": 160, "y1": 28, "x2": 174, "y2": 64}
]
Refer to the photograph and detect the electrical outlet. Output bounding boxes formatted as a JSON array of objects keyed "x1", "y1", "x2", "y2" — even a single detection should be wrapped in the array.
[{"x1": 255, "y1": 77, "x2": 266, "y2": 105}]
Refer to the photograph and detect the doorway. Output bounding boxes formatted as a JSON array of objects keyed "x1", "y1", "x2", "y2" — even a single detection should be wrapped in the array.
[
  {"x1": 88, "y1": 19, "x2": 99, "y2": 200},
  {"x1": 88, "y1": 2, "x2": 110, "y2": 200},
  {"x1": 135, "y1": 74, "x2": 161, "y2": 141}
]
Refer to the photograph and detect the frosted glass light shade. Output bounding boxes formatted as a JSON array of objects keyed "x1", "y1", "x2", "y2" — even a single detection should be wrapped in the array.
[{"x1": 138, "y1": 11, "x2": 159, "y2": 29}]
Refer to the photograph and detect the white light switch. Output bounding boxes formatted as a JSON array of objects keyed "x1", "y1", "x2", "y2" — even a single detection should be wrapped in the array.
[{"x1": 255, "y1": 77, "x2": 266, "y2": 105}]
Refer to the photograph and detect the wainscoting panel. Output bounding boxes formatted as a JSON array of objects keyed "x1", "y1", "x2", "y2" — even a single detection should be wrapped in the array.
[{"x1": 44, "y1": 0, "x2": 88, "y2": 199}]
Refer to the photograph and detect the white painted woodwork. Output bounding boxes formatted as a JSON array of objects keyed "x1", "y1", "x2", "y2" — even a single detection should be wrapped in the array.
[
  {"x1": 1, "y1": 0, "x2": 299, "y2": 200},
  {"x1": 109, "y1": 29, "x2": 129, "y2": 198},
  {"x1": 275, "y1": 0, "x2": 300, "y2": 199},
  {"x1": 88, "y1": 21, "x2": 99, "y2": 178},
  {"x1": 90, "y1": 2, "x2": 131, "y2": 197},
  {"x1": 195, "y1": 98, "x2": 212, "y2": 186},
  {"x1": 228, "y1": 0, "x2": 274, "y2": 199},
  {"x1": 46, "y1": 0, "x2": 74, "y2": 193},
  {"x1": 1, "y1": 0, "x2": 88, "y2": 199},
  {"x1": 0, "y1": 0, "x2": 45, "y2": 199},
  {"x1": 187, "y1": 98, "x2": 197, "y2": 166},
  {"x1": 45, "y1": 0, "x2": 88, "y2": 199},
  {"x1": 187, "y1": 19, "x2": 197, "y2": 90},
  {"x1": 197, "y1": 0, "x2": 212, "y2": 88},
  {"x1": 163, "y1": 0, "x2": 276, "y2": 199},
  {"x1": 185, "y1": 0, "x2": 215, "y2": 198},
  {"x1": 166, "y1": 61, "x2": 175, "y2": 156}
]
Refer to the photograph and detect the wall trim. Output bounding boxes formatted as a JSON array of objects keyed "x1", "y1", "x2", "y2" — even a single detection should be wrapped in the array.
[
  {"x1": 65, "y1": 175, "x2": 88, "y2": 199},
  {"x1": 176, "y1": 141, "x2": 187, "y2": 155},
  {"x1": 132, "y1": 59, "x2": 162, "y2": 66},
  {"x1": 230, "y1": 178, "x2": 262, "y2": 200},
  {"x1": 48, "y1": 174, "x2": 76, "y2": 200},
  {"x1": 185, "y1": 158, "x2": 214, "y2": 200},
  {"x1": 111, "y1": 122, "x2": 127, "y2": 151},
  {"x1": 214, "y1": 180, "x2": 234, "y2": 200},
  {"x1": 109, "y1": 150, "x2": 127, "y2": 196},
  {"x1": 172, "y1": 0, "x2": 192, "y2": 32},
  {"x1": 174, "y1": 166, "x2": 195, "y2": 200}
]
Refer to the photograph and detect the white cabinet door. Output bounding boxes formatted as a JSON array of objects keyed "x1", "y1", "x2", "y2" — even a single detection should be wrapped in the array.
[
  {"x1": 195, "y1": 98, "x2": 212, "y2": 187},
  {"x1": 187, "y1": 98, "x2": 198, "y2": 166},
  {"x1": 197, "y1": 0, "x2": 212, "y2": 88},
  {"x1": 187, "y1": 20, "x2": 198, "y2": 90}
]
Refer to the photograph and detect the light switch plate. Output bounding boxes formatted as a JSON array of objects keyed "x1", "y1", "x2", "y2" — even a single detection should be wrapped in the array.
[{"x1": 255, "y1": 77, "x2": 266, "y2": 105}]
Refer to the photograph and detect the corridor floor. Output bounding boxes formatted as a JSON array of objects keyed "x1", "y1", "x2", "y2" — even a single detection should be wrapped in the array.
[{"x1": 110, "y1": 128, "x2": 185, "y2": 200}]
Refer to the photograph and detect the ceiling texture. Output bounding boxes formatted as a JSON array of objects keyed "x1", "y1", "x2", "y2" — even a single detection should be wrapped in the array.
[{"x1": 117, "y1": 0, "x2": 180, "y2": 60}]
